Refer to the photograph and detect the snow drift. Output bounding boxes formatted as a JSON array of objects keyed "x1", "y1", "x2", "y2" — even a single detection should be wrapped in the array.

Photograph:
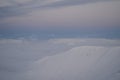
[
  {"x1": 27, "y1": 46, "x2": 120, "y2": 80},
  {"x1": 0, "y1": 38, "x2": 120, "y2": 80}
]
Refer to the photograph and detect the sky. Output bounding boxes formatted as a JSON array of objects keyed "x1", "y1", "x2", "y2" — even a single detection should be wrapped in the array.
[{"x1": 0, "y1": 0, "x2": 120, "y2": 39}]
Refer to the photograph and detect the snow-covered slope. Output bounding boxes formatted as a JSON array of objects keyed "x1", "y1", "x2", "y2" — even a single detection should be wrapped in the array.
[
  {"x1": 28, "y1": 46, "x2": 120, "y2": 80},
  {"x1": 0, "y1": 38, "x2": 120, "y2": 80}
]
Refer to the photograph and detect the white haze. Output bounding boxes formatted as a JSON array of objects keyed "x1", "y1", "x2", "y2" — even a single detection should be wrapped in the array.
[{"x1": 0, "y1": 38, "x2": 120, "y2": 80}]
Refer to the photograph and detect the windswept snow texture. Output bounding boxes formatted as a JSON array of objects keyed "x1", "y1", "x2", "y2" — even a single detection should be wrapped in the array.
[{"x1": 0, "y1": 38, "x2": 120, "y2": 80}]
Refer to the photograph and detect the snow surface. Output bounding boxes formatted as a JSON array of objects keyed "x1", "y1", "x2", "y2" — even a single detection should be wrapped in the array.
[
  {"x1": 27, "y1": 46, "x2": 120, "y2": 80},
  {"x1": 0, "y1": 38, "x2": 120, "y2": 80}
]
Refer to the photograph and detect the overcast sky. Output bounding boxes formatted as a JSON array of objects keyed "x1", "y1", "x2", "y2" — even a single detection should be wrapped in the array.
[{"x1": 0, "y1": 0, "x2": 120, "y2": 38}]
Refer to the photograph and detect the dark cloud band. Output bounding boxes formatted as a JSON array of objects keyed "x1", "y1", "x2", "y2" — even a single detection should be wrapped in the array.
[{"x1": 0, "y1": 0, "x2": 118, "y2": 19}]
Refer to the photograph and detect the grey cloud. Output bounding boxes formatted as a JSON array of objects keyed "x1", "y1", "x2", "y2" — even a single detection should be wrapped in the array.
[
  {"x1": 0, "y1": 6, "x2": 28, "y2": 18},
  {"x1": 0, "y1": 0, "x2": 44, "y2": 18},
  {"x1": 0, "y1": 0, "x2": 118, "y2": 19},
  {"x1": 41, "y1": 0, "x2": 111, "y2": 8}
]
